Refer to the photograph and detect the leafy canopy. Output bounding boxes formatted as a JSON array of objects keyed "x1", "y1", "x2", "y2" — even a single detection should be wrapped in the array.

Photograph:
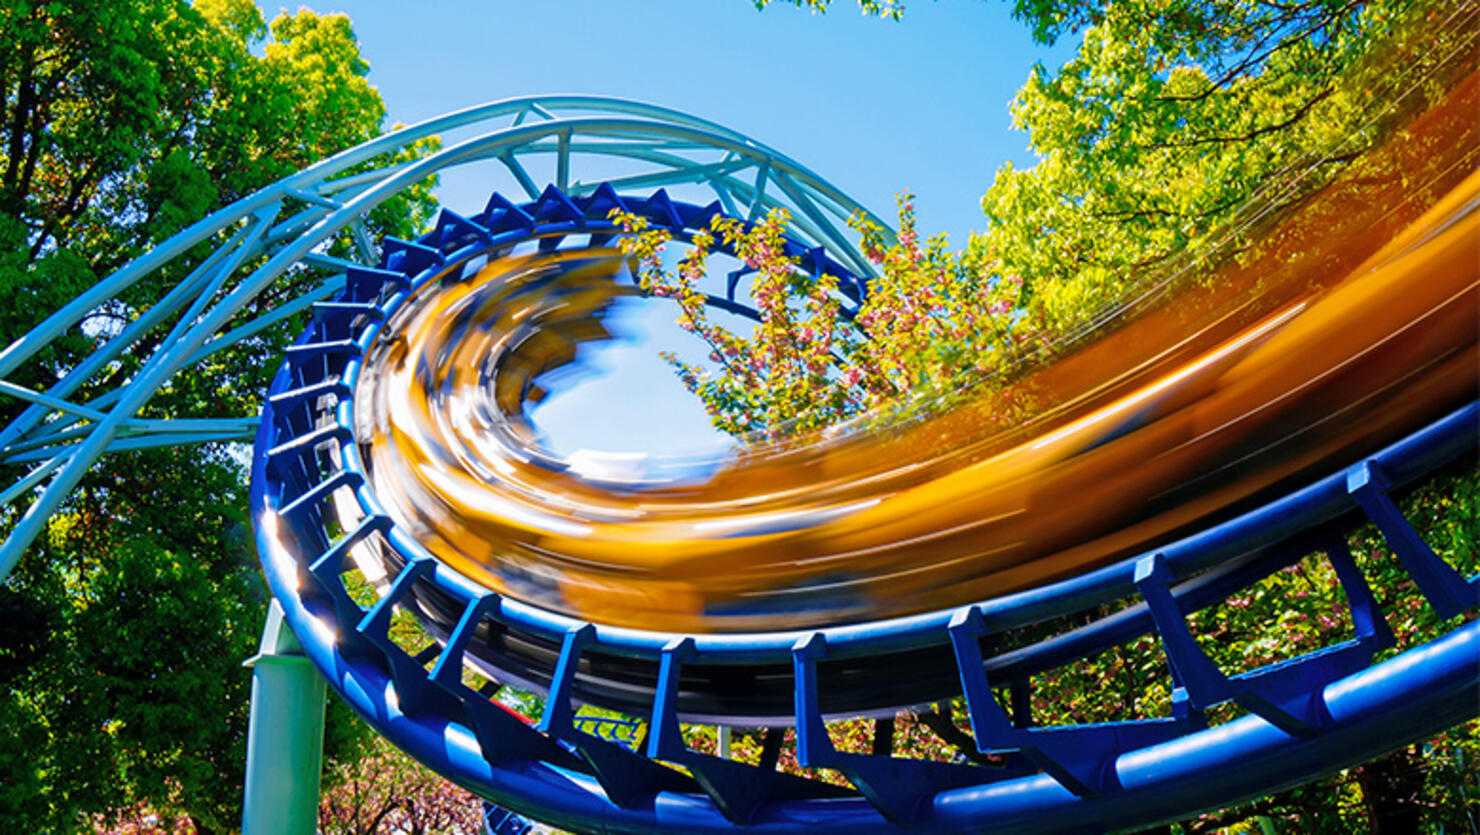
[
  {"x1": 650, "y1": 0, "x2": 1454, "y2": 436},
  {"x1": 0, "y1": 1, "x2": 437, "y2": 830},
  {"x1": 638, "y1": 0, "x2": 1479, "y2": 829}
]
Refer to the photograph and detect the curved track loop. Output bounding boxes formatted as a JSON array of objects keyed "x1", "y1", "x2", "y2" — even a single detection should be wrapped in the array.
[
  {"x1": 1, "y1": 20, "x2": 1476, "y2": 829},
  {"x1": 254, "y1": 173, "x2": 1477, "y2": 830},
  {"x1": 350, "y1": 173, "x2": 1480, "y2": 640},
  {"x1": 0, "y1": 96, "x2": 886, "y2": 583}
]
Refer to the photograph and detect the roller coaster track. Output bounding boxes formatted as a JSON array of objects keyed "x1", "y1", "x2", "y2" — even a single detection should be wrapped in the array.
[
  {"x1": 251, "y1": 185, "x2": 1478, "y2": 832},
  {"x1": 2, "y1": 17, "x2": 1478, "y2": 832}
]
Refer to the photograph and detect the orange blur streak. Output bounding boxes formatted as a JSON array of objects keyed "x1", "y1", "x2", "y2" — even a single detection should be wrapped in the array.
[{"x1": 362, "y1": 58, "x2": 1480, "y2": 633}]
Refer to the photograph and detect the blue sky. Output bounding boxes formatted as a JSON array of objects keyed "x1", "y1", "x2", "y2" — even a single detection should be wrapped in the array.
[{"x1": 309, "y1": 0, "x2": 1078, "y2": 454}]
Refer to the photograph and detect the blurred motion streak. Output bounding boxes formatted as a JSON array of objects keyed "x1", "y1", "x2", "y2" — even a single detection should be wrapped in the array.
[{"x1": 356, "y1": 56, "x2": 1478, "y2": 634}]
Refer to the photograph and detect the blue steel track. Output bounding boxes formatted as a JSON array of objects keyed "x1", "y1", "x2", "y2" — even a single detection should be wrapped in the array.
[
  {"x1": 253, "y1": 184, "x2": 1479, "y2": 832},
  {"x1": 0, "y1": 85, "x2": 1472, "y2": 832}
]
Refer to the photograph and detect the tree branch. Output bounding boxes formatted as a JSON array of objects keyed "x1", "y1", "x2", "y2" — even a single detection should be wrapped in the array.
[
  {"x1": 1155, "y1": 0, "x2": 1360, "y2": 104},
  {"x1": 1143, "y1": 86, "x2": 1333, "y2": 150}
]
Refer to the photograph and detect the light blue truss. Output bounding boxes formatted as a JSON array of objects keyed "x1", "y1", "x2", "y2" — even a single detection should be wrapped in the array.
[{"x1": 0, "y1": 96, "x2": 891, "y2": 585}]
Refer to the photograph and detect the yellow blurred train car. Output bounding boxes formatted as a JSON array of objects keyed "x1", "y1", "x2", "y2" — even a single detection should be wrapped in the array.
[{"x1": 355, "y1": 67, "x2": 1479, "y2": 634}]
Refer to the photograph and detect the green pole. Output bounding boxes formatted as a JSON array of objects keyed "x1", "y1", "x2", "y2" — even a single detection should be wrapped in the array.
[{"x1": 242, "y1": 600, "x2": 327, "y2": 835}]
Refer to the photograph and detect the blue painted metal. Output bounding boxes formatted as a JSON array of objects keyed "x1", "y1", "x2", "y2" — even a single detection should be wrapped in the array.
[
  {"x1": 1135, "y1": 552, "x2": 1372, "y2": 739},
  {"x1": 0, "y1": 97, "x2": 889, "y2": 586},
  {"x1": 949, "y1": 604, "x2": 1189, "y2": 798},
  {"x1": 1347, "y1": 461, "x2": 1480, "y2": 618},
  {"x1": 3, "y1": 88, "x2": 1472, "y2": 831},
  {"x1": 482, "y1": 801, "x2": 533, "y2": 835},
  {"x1": 250, "y1": 183, "x2": 1477, "y2": 832}
]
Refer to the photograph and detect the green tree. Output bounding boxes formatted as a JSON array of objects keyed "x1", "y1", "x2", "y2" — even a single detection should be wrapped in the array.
[
  {"x1": 0, "y1": 1, "x2": 438, "y2": 831},
  {"x1": 665, "y1": 0, "x2": 1468, "y2": 437},
  {"x1": 646, "y1": 0, "x2": 1478, "y2": 829},
  {"x1": 317, "y1": 735, "x2": 483, "y2": 835},
  {"x1": 976, "y1": 0, "x2": 1465, "y2": 336},
  {"x1": 752, "y1": 0, "x2": 907, "y2": 19}
]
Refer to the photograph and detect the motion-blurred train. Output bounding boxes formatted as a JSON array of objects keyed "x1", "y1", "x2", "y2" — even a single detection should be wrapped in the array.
[{"x1": 352, "y1": 59, "x2": 1478, "y2": 636}]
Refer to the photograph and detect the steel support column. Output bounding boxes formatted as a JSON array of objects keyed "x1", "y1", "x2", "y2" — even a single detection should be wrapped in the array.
[{"x1": 242, "y1": 600, "x2": 326, "y2": 835}]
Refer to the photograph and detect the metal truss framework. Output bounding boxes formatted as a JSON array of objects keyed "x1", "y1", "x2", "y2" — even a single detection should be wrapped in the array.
[
  {"x1": 2, "y1": 95, "x2": 1475, "y2": 833},
  {"x1": 0, "y1": 96, "x2": 888, "y2": 584}
]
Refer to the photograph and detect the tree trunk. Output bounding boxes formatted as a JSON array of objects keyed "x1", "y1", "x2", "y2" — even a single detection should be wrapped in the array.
[{"x1": 1358, "y1": 746, "x2": 1426, "y2": 833}]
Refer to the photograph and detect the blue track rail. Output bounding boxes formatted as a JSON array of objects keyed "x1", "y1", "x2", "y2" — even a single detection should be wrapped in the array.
[{"x1": 252, "y1": 186, "x2": 1480, "y2": 833}]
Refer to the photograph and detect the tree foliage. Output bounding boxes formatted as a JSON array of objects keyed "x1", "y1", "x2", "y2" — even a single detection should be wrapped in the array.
[
  {"x1": 977, "y1": 0, "x2": 1459, "y2": 335},
  {"x1": 0, "y1": 1, "x2": 438, "y2": 831},
  {"x1": 1, "y1": 447, "x2": 263, "y2": 833},
  {"x1": 678, "y1": 0, "x2": 1463, "y2": 433},
  {"x1": 642, "y1": 0, "x2": 1479, "y2": 829},
  {"x1": 317, "y1": 736, "x2": 482, "y2": 835},
  {"x1": 752, "y1": 0, "x2": 907, "y2": 20}
]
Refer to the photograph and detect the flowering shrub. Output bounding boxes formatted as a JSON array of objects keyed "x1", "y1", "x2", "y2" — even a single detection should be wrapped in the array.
[
  {"x1": 611, "y1": 193, "x2": 1033, "y2": 438},
  {"x1": 94, "y1": 803, "x2": 196, "y2": 834},
  {"x1": 318, "y1": 735, "x2": 483, "y2": 835},
  {"x1": 613, "y1": 207, "x2": 861, "y2": 437}
]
